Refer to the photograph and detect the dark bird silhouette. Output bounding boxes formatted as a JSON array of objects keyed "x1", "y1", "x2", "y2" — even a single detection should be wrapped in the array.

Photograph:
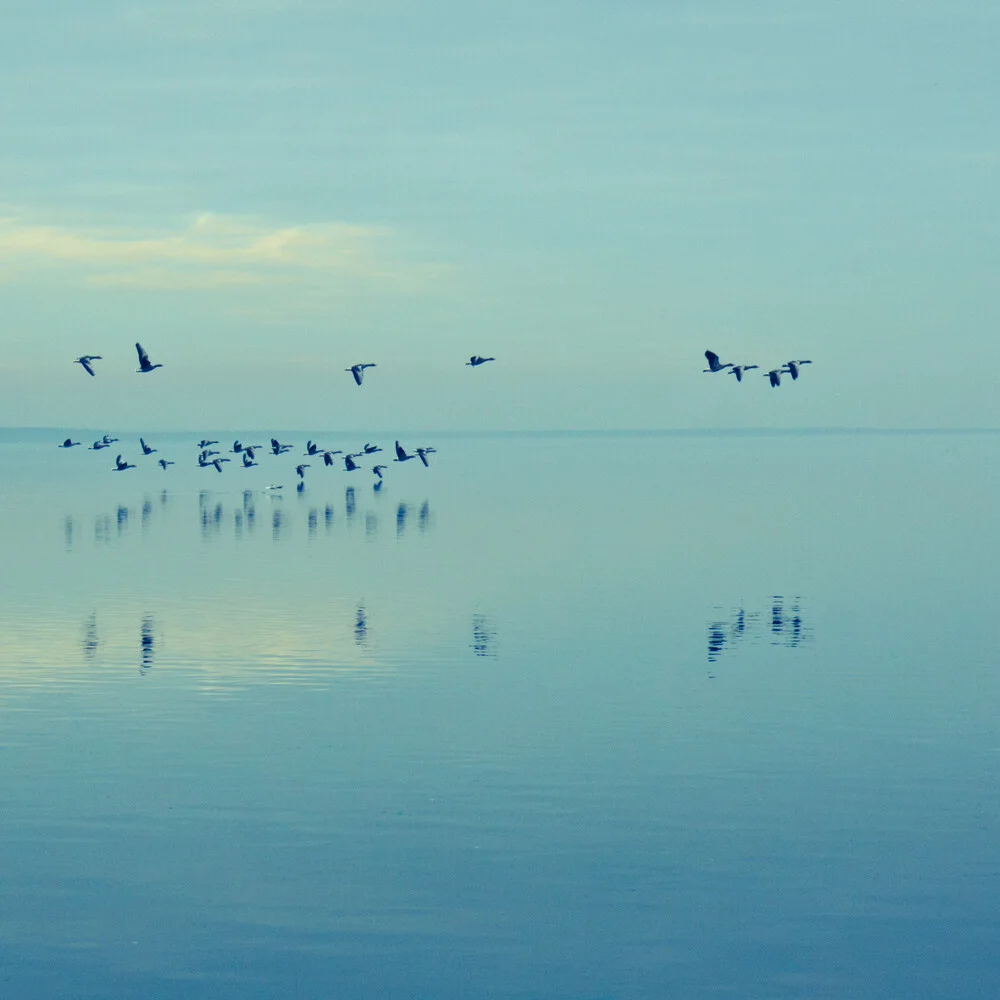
[
  {"x1": 466, "y1": 355, "x2": 495, "y2": 366},
  {"x1": 232, "y1": 440, "x2": 244, "y2": 453},
  {"x1": 304, "y1": 440, "x2": 321, "y2": 456},
  {"x1": 782, "y1": 360, "x2": 813, "y2": 380},
  {"x1": 211, "y1": 458, "x2": 228, "y2": 473},
  {"x1": 74, "y1": 355, "x2": 101, "y2": 376},
  {"x1": 102, "y1": 434, "x2": 118, "y2": 445},
  {"x1": 113, "y1": 454, "x2": 136, "y2": 471},
  {"x1": 416, "y1": 447, "x2": 435, "y2": 467},
  {"x1": 703, "y1": 350, "x2": 733, "y2": 373},
  {"x1": 322, "y1": 450, "x2": 343, "y2": 466},
  {"x1": 346, "y1": 363, "x2": 376, "y2": 386},
  {"x1": 198, "y1": 439, "x2": 218, "y2": 449},
  {"x1": 372, "y1": 465, "x2": 387, "y2": 479},
  {"x1": 728, "y1": 364, "x2": 759, "y2": 382},
  {"x1": 764, "y1": 368, "x2": 783, "y2": 387},
  {"x1": 362, "y1": 443, "x2": 382, "y2": 454},
  {"x1": 140, "y1": 438, "x2": 156, "y2": 455},
  {"x1": 91, "y1": 440, "x2": 110, "y2": 450},
  {"x1": 59, "y1": 438, "x2": 81, "y2": 448},
  {"x1": 271, "y1": 438, "x2": 292, "y2": 455},
  {"x1": 242, "y1": 453, "x2": 258, "y2": 468},
  {"x1": 393, "y1": 440, "x2": 415, "y2": 462},
  {"x1": 343, "y1": 454, "x2": 360, "y2": 472},
  {"x1": 296, "y1": 464, "x2": 310, "y2": 478},
  {"x1": 135, "y1": 343, "x2": 163, "y2": 373},
  {"x1": 158, "y1": 458, "x2": 174, "y2": 469}
]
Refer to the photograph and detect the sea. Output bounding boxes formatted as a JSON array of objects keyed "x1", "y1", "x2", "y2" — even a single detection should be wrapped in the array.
[{"x1": 1, "y1": 428, "x2": 998, "y2": 999}]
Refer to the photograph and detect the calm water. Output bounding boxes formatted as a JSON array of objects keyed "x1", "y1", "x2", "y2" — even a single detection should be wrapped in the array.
[{"x1": 1, "y1": 430, "x2": 999, "y2": 999}]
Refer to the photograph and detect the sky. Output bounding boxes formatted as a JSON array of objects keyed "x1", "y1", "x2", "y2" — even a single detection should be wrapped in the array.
[{"x1": 0, "y1": 0, "x2": 998, "y2": 431}]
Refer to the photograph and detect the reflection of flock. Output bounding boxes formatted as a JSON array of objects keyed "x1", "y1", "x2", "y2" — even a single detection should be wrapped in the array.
[
  {"x1": 62, "y1": 486, "x2": 434, "y2": 547},
  {"x1": 77, "y1": 607, "x2": 495, "y2": 674},
  {"x1": 707, "y1": 596, "x2": 808, "y2": 664}
]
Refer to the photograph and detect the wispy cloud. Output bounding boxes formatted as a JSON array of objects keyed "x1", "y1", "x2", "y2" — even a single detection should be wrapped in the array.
[{"x1": 0, "y1": 212, "x2": 443, "y2": 294}]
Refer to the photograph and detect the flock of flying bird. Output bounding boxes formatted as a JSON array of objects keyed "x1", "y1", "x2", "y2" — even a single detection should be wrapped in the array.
[
  {"x1": 703, "y1": 350, "x2": 812, "y2": 387},
  {"x1": 63, "y1": 343, "x2": 498, "y2": 487}
]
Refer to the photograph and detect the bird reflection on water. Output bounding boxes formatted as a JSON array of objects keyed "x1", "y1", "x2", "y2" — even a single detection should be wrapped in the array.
[
  {"x1": 354, "y1": 606, "x2": 368, "y2": 646},
  {"x1": 140, "y1": 615, "x2": 155, "y2": 673},
  {"x1": 472, "y1": 613, "x2": 496, "y2": 658},
  {"x1": 707, "y1": 598, "x2": 809, "y2": 664},
  {"x1": 83, "y1": 613, "x2": 99, "y2": 660}
]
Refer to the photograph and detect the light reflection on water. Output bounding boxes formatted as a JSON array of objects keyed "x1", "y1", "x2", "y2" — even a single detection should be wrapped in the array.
[{"x1": 2, "y1": 431, "x2": 1000, "y2": 998}]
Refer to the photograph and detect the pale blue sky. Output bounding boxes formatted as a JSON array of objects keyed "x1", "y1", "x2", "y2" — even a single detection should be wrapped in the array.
[{"x1": 0, "y1": 0, "x2": 998, "y2": 430}]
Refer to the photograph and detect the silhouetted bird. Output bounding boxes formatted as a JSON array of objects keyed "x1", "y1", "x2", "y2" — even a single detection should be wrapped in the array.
[
  {"x1": 362, "y1": 443, "x2": 382, "y2": 454},
  {"x1": 232, "y1": 440, "x2": 244, "y2": 453},
  {"x1": 296, "y1": 464, "x2": 310, "y2": 479},
  {"x1": 764, "y1": 368, "x2": 783, "y2": 387},
  {"x1": 466, "y1": 355, "x2": 495, "y2": 366},
  {"x1": 59, "y1": 438, "x2": 81, "y2": 448},
  {"x1": 198, "y1": 440, "x2": 218, "y2": 449},
  {"x1": 323, "y1": 450, "x2": 343, "y2": 466},
  {"x1": 114, "y1": 454, "x2": 136, "y2": 471},
  {"x1": 102, "y1": 434, "x2": 118, "y2": 445},
  {"x1": 140, "y1": 438, "x2": 156, "y2": 455},
  {"x1": 91, "y1": 440, "x2": 109, "y2": 450},
  {"x1": 703, "y1": 350, "x2": 733, "y2": 373},
  {"x1": 372, "y1": 465, "x2": 387, "y2": 479},
  {"x1": 245, "y1": 446, "x2": 259, "y2": 461},
  {"x1": 158, "y1": 459, "x2": 174, "y2": 469},
  {"x1": 211, "y1": 458, "x2": 228, "y2": 473},
  {"x1": 782, "y1": 360, "x2": 813, "y2": 380},
  {"x1": 271, "y1": 438, "x2": 292, "y2": 455},
  {"x1": 304, "y1": 440, "x2": 321, "y2": 455},
  {"x1": 346, "y1": 363, "x2": 376, "y2": 386},
  {"x1": 74, "y1": 355, "x2": 101, "y2": 376},
  {"x1": 393, "y1": 440, "x2": 415, "y2": 462},
  {"x1": 242, "y1": 453, "x2": 258, "y2": 468},
  {"x1": 344, "y1": 454, "x2": 360, "y2": 472},
  {"x1": 416, "y1": 447, "x2": 435, "y2": 467},
  {"x1": 135, "y1": 343, "x2": 163, "y2": 373},
  {"x1": 728, "y1": 364, "x2": 759, "y2": 382}
]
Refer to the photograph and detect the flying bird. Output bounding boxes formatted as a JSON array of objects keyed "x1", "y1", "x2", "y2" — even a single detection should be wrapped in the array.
[
  {"x1": 782, "y1": 360, "x2": 813, "y2": 381},
  {"x1": 362, "y1": 443, "x2": 382, "y2": 454},
  {"x1": 158, "y1": 459, "x2": 174, "y2": 469},
  {"x1": 135, "y1": 343, "x2": 163, "y2": 373},
  {"x1": 198, "y1": 439, "x2": 218, "y2": 449},
  {"x1": 466, "y1": 356, "x2": 495, "y2": 366},
  {"x1": 304, "y1": 440, "x2": 321, "y2": 456},
  {"x1": 242, "y1": 453, "x2": 258, "y2": 468},
  {"x1": 416, "y1": 447, "x2": 435, "y2": 467},
  {"x1": 296, "y1": 464, "x2": 310, "y2": 479},
  {"x1": 91, "y1": 440, "x2": 109, "y2": 450},
  {"x1": 102, "y1": 434, "x2": 118, "y2": 445},
  {"x1": 322, "y1": 450, "x2": 343, "y2": 466},
  {"x1": 113, "y1": 455, "x2": 136, "y2": 471},
  {"x1": 270, "y1": 438, "x2": 292, "y2": 455},
  {"x1": 764, "y1": 368, "x2": 783, "y2": 388},
  {"x1": 728, "y1": 364, "x2": 759, "y2": 383},
  {"x1": 372, "y1": 465, "x2": 387, "y2": 480},
  {"x1": 59, "y1": 438, "x2": 81, "y2": 448},
  {"x1": 343, "y1": 454, "x2": 360, "y2": 472},
  {"x1": 74, "y1": 355, "x2": 101, "y2": 376},
  {"x1": 393, "y1": 441, "x2": 415, "y2": 463},
  {"x1": 703, "y1": 350, "x2": 733, "y2": 373},
  {"x1": 346, "y1": 363, "x2": 376, "y2": 386},
  {"x1": 140, "y1": 438, "x2": 156, "y2": 455}
]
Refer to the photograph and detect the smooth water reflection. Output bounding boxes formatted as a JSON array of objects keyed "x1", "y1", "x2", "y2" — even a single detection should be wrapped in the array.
[{"x1": 2, "y1": 430, "x2": 1000, "y2": 998}]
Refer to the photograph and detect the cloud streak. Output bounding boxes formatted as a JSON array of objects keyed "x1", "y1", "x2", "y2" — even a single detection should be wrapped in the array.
[{"x1": 0, "y1": 212, "x2": 441, "y2": 293}]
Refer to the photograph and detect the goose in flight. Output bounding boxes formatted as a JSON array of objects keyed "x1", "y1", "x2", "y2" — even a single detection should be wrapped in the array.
[
  {"x1": 322, "y1": 450, "x2": 343, "y2": 466},
  {"x1": 198, "y1": 439, "x2": 218, "y2": 449},
  {"x1": 304, "y1": 440, "x2": 321, "y2": 456},
  {"x1": 296, "y1": 464, "x2": 310, "y2": 479},
  {"x1": 416, "y1": 447, "x2": 435, "y2": 467},
  {"x1": 74, "y1": 355, "x2": 101, "y2": 376},
  {"x1": 728, "y1": 364, "x2": 759, "y2": 383},
  {"x1": 231, "y1": 440, "x2": 244, "y2": 453},
  {"x1": 113, "y1": 454, "x2": 136, "y2": 471},
  {"x1": 703, "y1": 350, "x2": 733, "y2": 373},
  {"x1": 158, "y1": 458, "x2": 174, "y2": 469},
  {"x1": 393, "y1": 440, "x2": 415, "y2": 463},
  {"x1": 242, "y1": 453, "x2": 258, "y2": 468},
  {"x1": 270, "y1": 438, "x2": 293, "y2": 456},
  {"x1": 764, "y1": 368, "x2": 784, "y2": 388},
  {"x1": 102, "y1": 434, "x2": 118, "y2": 445},
  {"x1": 782, "y1": 360, "x2": 813, "y2": 381},
  {"x1": 346, "y1": 363, "x2": 376, "y2": 386},
  {"x1": 466, "y1": 356, "x2": 495, "y2": 366},
  {"x1": 140, "y1": 438, "x2": 156, "y2": 455},
  {"x1": 59, "y1": 438, "x2": 81, "y2": 448},
  {"x1": 343, "y1": 454, "x2": 360, "y2": 472},
  {"x1": 135, "y1": 343, "x2": 163, "y2": 373},
  {"x1": 91, "y1": 440, "x2": 110, "y2": 450},
  {"x1": 372, "y1": 465, "x2": 387, "y2": 480},
  {"x1": 362, "y1": 443, "x2": 382, "y2": 454}
]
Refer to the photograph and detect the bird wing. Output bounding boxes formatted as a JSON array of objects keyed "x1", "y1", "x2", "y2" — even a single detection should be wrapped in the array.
[
  {"x1": 81, "y1": 359, "x2": 96, "y2": 376},
  {"x1": 705, "y1": 350, "x2": 720, "y2": 367},
  {"x1": 352, "y1": 367, "x2": 363, "y2": 385},
  {"x1": 136, "y1": 343, "x2": 150, "y2": 367}
]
